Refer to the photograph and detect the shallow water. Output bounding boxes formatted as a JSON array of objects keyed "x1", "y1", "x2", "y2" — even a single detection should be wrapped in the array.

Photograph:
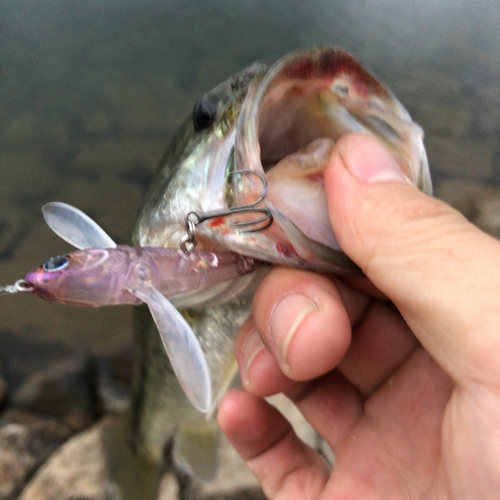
[{"x1": 0, "y1": 0, "x2": 499, "y2": 386}]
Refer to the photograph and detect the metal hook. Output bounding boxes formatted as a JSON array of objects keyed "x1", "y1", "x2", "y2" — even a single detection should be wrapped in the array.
[{"x1": 180, "y1": 170, "x2": 273, "y2": 254}]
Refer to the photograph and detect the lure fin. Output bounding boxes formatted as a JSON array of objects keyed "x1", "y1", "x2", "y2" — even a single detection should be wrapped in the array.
[
  {"x1": 129, "y1": 284, "x2": 212, "y2": 413},
  {"x1": 173, "y1": 420, "x2": 220, "y2": 482},
  {"x1": 42, "y1": 202, "x2": 117, "y2": 250}
]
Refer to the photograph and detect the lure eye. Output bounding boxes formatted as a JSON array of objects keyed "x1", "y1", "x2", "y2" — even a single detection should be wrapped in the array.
[
  {"x1": 43, "y1": 255, "x2": 70, "y2": 272},
  {"x1": 193, "y1": 96, "x2": 217, "y2": 131}
]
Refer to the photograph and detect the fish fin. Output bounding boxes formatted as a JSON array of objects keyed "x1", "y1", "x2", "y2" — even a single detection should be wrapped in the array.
[
  {"x1": 129, "y1": 285, "x2": 212, "y2": 413},
  {"x1": 173, "y1": 420, "x2": 220, "y2": 482},
  {"x1": 42, "y1": 202, "x2": 117, "y2": 250}
]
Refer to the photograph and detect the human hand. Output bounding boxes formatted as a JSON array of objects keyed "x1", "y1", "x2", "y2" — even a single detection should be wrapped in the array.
[{"x1": 218, "y1": 134, "x2": 500, "y2": 499}]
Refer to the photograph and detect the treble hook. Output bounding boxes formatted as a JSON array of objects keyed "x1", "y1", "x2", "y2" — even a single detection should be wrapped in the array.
[{"x1": 180, "y1": 170, "x2": 273, "y2": 253}]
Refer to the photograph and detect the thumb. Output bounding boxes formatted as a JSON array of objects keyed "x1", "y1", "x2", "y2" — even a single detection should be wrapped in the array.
[{"x1": 325, "y1": 133, "x2": 500, "y2": 386}]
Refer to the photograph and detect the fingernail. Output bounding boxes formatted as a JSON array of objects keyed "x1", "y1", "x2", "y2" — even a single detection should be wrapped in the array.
[
  {"x1": 241, "y1": 328, "x2": 265, "y2": 384},
  {"x1": 339, "y1": 136, "x2": 407, "y2": 183},
  {"x1": 270, "y1": 294, "x2": 317, "y2": 363}
]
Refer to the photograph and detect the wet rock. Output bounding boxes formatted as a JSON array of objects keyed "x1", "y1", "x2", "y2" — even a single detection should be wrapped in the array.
[
  {"x1": 96, "y1": 353, "x2": 132, "y2": 415},
  {"x1": 11, "y1": 354, "x2": 98, "y2": 432},
  {"x1": 0, "y1": 410, "x2": 70, "y2": 500},
  {"x1": 20, "y1": 416, "x2": 160, "y2": 500}
]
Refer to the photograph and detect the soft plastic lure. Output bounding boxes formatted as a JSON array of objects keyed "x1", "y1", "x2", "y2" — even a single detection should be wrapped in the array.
[{"x1": 0, "y1": 202, "x2": 260, "y2": 413}]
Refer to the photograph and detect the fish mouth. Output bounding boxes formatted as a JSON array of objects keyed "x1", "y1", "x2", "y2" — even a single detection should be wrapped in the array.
[
  {"x1": 229, "y1": 47, "x2": 431, "y2": 271},
  {"x1": 238, "y1": 47, "x2": 431, "y2": 190}
]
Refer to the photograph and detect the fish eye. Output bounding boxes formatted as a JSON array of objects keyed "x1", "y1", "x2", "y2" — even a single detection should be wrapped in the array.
[
  {"x1": 43, "y1": 255, "x2": 70, "y2": 272},
  {"x1": 193, "y1": 96, "x2": 217, "y2": 131}
]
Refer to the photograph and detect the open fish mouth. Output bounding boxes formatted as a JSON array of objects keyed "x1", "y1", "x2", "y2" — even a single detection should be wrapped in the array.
[
  {"x1": 225, "y1": 47, "x2": 431, "y2": 271},
  {"x1": 239, "y1": 48, "x2": 430, "y2": 189},
  {"x1": 136, "y1": 47, "x2": 431, "y2": 274}
]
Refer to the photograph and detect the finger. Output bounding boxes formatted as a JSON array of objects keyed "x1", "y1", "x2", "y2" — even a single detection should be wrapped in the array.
[
  {"x1": 325, "y1": 133, "x2": 500, "y2": 386},
  {"x1": 236, "y1": 318, "x2": 297, "y2": 396},
  {"x1": 284, "y1": 370, "x2": 364, "y2": 452},
  {"x1": 218, "y1": 391, "x2": 330, "y2": 500},
  {"x1": 338, "y1": 300, "x2": 419, "y2": 395},
  {"x1": 250, "y1": 267, "x2": 357, "y2": 381},
  {"x1": 247, "y1": 267, "x2": 418, "y2": 396}
]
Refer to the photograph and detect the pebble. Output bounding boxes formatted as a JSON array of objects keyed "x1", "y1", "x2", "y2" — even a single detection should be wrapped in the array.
[
  {"x1": 19, "y1": 416, "x2": 161, "y2": 500},
  {"x1": 11, "y1": 354, "x2": 98, "y2": 432},
  {"x1": 96, "y1": 354, "x2": 132, "y2": 415},
  {"x1": 0, "y1": 410, "x2": 70, "y2": 500}
]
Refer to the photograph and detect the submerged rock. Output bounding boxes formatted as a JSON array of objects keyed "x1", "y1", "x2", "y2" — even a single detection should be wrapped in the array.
[
  {"x1": 11, "y1": 354, "x2": 99, "y2": 432},
  {"x1": 0, "y1": 410, "x2": 71, "y2": 499},
  {"x1": 19, "y1": 416, "x2": 160, "y2": 500}
]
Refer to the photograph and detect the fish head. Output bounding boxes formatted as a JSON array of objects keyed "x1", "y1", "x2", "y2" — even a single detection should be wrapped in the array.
[
  {"x1": 23, "y1": 247, "x2": 135, "y2": 306},
  {"x1": 134, "y1": 62, "x2": 268, "y2": 250},
  {"x1": 135, "y1": 47, "x2": 430, "y2": 274}
]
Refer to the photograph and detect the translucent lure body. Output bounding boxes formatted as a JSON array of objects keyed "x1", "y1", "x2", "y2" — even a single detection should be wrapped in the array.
[
  {"x1": 5, "y1": 202, "x2": 261, "y2": 413},
  {"x1": 24, "y1": 246, "x2": 259, "y2": 307}
]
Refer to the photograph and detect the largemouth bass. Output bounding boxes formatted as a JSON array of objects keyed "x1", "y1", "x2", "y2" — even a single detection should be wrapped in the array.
[{"x1": 130, "y1": 46, "x2": 431, "y2": 480}]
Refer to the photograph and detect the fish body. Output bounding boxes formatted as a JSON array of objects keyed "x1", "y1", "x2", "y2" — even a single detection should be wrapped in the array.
[{"x1": 130, "y1": 47, "x2": 431, "y2": 478}]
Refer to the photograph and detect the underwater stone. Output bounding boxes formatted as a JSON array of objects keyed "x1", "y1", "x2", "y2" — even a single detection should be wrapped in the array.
[
  {"x1": 0, "y1": 410, "x2": 70, "y2": 500},
  {"x1": 20, "y1": 416, "x2": 160, "y2": 500},
  {"x1": 11, "y1": 354, "x2": 98, "y2": 432}
]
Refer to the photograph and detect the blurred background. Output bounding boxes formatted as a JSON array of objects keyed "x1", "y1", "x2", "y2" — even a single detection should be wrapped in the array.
[{"x1": 0, "y1": 0, "x2": 499, "y2": 389}]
